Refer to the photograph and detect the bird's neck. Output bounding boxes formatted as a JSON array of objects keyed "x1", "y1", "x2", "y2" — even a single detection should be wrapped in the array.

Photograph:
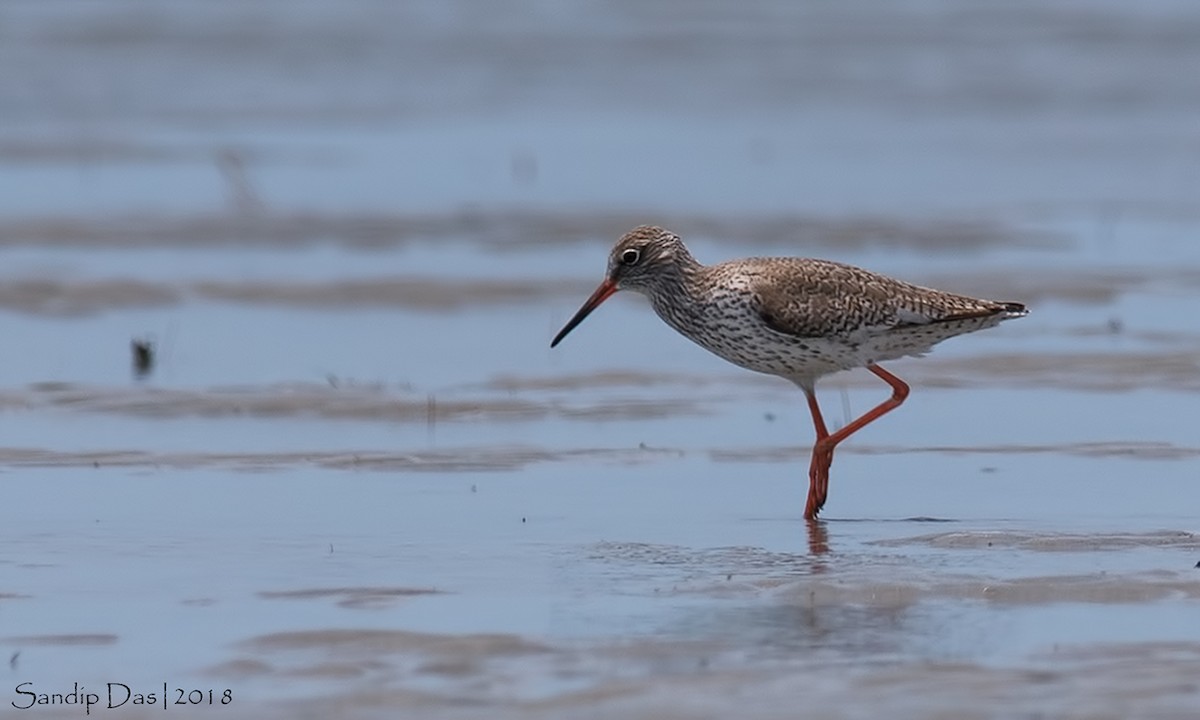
[{"x1": 647, "y1": 253, "x2": 705, "y2": 329}]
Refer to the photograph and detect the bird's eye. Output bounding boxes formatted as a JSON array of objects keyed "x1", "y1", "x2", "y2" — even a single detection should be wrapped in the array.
[{"x1": 620, "y1": 248, "x2": 641, "y2": 266}]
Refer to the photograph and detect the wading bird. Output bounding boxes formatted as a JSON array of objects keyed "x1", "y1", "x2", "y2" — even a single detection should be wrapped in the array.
[{"x1": 551, "y1": 226, "x2": 1027, "y2": 519}]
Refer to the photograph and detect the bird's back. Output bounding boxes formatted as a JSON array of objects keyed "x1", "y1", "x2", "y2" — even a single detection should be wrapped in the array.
[{"x1": 706, "y1": 256, "x2": 1024, "y2": 337}]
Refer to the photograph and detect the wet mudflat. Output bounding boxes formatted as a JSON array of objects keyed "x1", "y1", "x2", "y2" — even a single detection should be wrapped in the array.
[{"x1": 3, "y1": 1, "x2": 1200, "y2": 718}]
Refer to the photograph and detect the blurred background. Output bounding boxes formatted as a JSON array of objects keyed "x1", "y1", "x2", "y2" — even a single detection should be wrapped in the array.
[
  {"x1": 2, "y1": 2, "x2": 1199, "y2": 718},
  {"x1": 6, "y1": 0, "x2": 1200, "y2": 217}
]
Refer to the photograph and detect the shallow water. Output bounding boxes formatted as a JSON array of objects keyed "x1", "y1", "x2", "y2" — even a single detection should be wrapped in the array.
[{"x1": 2, "y1": 1, "x2": 1200, "y2": 718}]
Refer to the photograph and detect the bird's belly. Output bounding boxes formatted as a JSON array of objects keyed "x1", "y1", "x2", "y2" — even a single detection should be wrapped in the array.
[
  {"x1": 852, "y1": 315, "x2": 1007, "y2": 363},
  {"x1": 675, "y1": 317, "x2": 855, "y2": 380},
  {"x1": 663, "y1": 312, "x2": 1006, "y2": 382}
]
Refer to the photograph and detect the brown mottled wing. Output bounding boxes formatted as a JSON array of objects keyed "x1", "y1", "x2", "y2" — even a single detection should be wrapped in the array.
[{"x1": 741, "y1": 258, "x2": 1016, "y2": 339}]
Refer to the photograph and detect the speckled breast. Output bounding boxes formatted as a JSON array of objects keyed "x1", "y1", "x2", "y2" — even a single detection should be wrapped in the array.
[{"x1": 650, "y1": 289, "x2": 856, "y2": 381}]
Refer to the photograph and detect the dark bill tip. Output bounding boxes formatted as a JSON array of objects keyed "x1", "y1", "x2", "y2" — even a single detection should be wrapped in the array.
[{"x1": 550, "y1": 279, "x2": 618, "y2": 348}]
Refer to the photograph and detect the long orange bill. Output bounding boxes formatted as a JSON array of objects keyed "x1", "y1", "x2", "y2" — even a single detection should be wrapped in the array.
[{"x1": 550, "y1": 279, "x2": 618, "y2": 347}]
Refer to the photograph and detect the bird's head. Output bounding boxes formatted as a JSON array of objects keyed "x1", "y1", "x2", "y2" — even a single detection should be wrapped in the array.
[
  {"x1": 603, "y1": 225, "x2": 687, "y2": 294},
  {"x1": 550, "y1": 226, "x2": 691, "y2": 348}
]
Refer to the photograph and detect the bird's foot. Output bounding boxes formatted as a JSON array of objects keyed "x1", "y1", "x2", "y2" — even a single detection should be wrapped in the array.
[{"x1": 804, "y1": 447, "x2": 835, "y2": 520}]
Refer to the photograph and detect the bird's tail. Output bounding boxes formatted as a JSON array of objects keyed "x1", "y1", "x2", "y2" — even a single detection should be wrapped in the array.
[{"x1": 999, "y1": 302, "x2": 1028, "y2": 318}]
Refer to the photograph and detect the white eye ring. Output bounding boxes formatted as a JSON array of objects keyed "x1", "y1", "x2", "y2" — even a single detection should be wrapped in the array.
[{"x1": 620, "y1": 248, "x2": 640, "y2": 265}]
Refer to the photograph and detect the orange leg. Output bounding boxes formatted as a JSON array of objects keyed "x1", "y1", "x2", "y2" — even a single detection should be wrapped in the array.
[
  {"x1": 802, "y1": 364, "x2": 910, "y2": 519},
  {"x1": 801, "y1": 387, "x2": 831, "y2": 519},
  {"x1": 802, "y1": 387, "x2": 830, "y2": 515}
]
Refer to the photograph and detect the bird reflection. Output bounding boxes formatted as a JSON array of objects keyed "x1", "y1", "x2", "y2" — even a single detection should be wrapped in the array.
[{"x1": 805, "y1": 519, "x2": 830, "y2": 559}]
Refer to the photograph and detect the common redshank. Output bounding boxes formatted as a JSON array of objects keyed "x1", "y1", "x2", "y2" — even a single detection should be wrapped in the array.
[{"x1": 551, "y1": 226, "x2": 1028, "y2": 519}]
